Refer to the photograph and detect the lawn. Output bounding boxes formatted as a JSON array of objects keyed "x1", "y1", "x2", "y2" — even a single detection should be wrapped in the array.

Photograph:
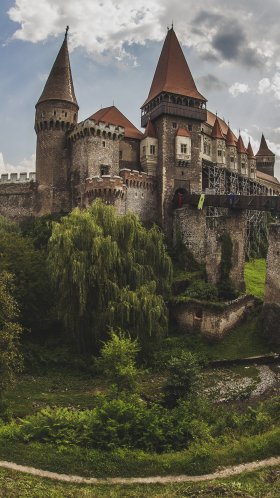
[
  {"x1": 245, "y1": 259, "x2": 266, "y2": 300},
  {"x1": 0, "y1": 466, "x2": 280, "y2": 497}
]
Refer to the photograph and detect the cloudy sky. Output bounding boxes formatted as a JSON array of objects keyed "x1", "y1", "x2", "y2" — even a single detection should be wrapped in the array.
[{"x1": 1, "y1": 0, "x2": 280, "y2": 178}]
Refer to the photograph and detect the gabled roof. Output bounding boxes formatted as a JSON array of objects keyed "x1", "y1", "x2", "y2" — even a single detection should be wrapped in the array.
[
  {"x1": 143, "y1": 27, "x2": 206, "y2": 106},
  {"x1": 226, "y1": 126, "x2": 237, "y2": 147},
  {"x1": 36, "y1": 31, "x2": 78, "y2": 107},
  {"x1": 89, "y1": 106, "x2": 143, "y2": 140},
  {"x1": 143, "y1": 119, "x2": 157, "y2": 138},
  {"x1": 256, "y1": 170, "x2": 279, "y2": 185},
  {"x1": 237, "y1": 135, "x2": 247, "y2": 154},
  {"x1": 211, "y1": 116, "x2": 225, "y2": 139},
  {"x1": 247, "y1": 141, "x2": 255, "y2": 158},
  {"x1": 256, "y1": 134, "x2": 275, "y2": 157},
  {"x1": 176, "y1": 127, "x2": 191, "y2": 138}
]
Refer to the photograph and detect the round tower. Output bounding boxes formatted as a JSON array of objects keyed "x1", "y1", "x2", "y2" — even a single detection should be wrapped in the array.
[{"x1": 35, "y1": 28, "x2": 79, "y2": 199}]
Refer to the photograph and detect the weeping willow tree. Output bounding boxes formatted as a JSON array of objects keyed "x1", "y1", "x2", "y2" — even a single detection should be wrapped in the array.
[{"x1": 48, "y1": 200, "x2": 172, "y2": 352}]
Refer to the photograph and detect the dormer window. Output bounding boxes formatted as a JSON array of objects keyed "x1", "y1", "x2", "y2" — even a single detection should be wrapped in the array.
[{"x1": 150, "y1": 145, "x2": 156, "y2": 155}]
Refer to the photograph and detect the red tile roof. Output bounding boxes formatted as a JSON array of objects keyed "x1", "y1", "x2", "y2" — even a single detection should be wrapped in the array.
[
  {"x1": 256, "y1": 171, "x2": 279, "y2": 185},
  {"x1": 37, "y1": 32, "x2": 78, "y2": 107},
  {"x1": 237, "y1": 135, "x2": 247, "y2": 154},
  {"x1": 247, "y1": 141, "x2": 255, "y2": 158},
  {"x1": 226, "y1": 126, "x2": 237, "y2": 147},
  {"x1": 176, "y1": 127, "x2": 191, "y2": 138},
  {"x1": 211, "y1": 116, "x2": 225, "y2": 139},
  {"x1": 143, "y1": 119, "x2": 157, "y2": 138},
  {"x1": 89, "y1": 106, "x2": 143, "y2": 140},
  {"x1": 143, "y1": 28, "x2": 206, "y2": 106},
  {"x1": 256, "y1": 134, "x2": 275, "y2": 157}
]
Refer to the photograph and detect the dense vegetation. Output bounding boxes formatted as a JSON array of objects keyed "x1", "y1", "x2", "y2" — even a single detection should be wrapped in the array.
[{"x1": 0, "y1": 202, "x2": 278, "y2": 488}]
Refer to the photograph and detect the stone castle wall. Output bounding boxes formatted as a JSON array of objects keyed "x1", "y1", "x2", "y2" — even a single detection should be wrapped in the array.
[
  {"x1": 0, "y1": 181, "x2": 37, "y2": 220},
  {"x1": 262, "y1": 223, "x2": 280, "y2": 344}
]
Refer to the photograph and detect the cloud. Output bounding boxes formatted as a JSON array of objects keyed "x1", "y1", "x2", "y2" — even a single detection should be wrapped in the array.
[
  {"x1": 258, "y1": 73, "x2": 280, "y2": 100},
  {"x1": 0, "y1": 153, "x2": 35, "y2": 174},
  {"x1": 198, "y1": 74, "x2": 228, "y2": 93},
  {"x1": 229, "y1": 82, "x2": 250, "y2": 97}
]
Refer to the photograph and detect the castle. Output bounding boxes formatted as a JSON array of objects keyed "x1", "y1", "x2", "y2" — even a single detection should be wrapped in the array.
[{"x1": 0, "y1": 26, "x2": 279, "y2": 229}]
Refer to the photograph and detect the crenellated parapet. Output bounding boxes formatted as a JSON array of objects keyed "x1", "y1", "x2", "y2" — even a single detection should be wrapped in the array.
[
  {"x1": 119, "y1": 169, "x2": 156, "y2": 191},
  {"x1": 0, "y1": 172, "x2": 36, "y2": 183},
  {"x1": 79, "y1": 175, "x2": 127, "y2": 205},
  {"x1": 68, "y1": 119, "x2": 124, "y2": 143}
]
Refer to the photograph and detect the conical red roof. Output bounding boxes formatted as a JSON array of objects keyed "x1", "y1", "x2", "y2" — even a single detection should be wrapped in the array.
[
  {"x1": 89, "y1": 106, "x2": 143, "y2": 140},
  {"x1": 256, "y1": 134, "x2": 275, "y2": 157},
  {"x1": 176, "y1": 127, "x2": 191, "y2": 138},
  {"x1": 143, "y1": 119, "x2": 157, "y2": 138},
  {"x1": 237, "y1": 135, "x2": 247, "y2": 154},
  {"x1": 143, "y1": 28, "x2": 206, "y2": 106},
  {"x1": 211, "y1": 116, "x2": 225, "y2": 139},
  {"x1": 247, "y1": 141, "x2": 255, "y2": 158},
  {"x1": 37, "y1": 31, "x2": 78, "y2": 107},
  {"x1": 226, "y1": 127, "x2": 237, "y2": 147}
]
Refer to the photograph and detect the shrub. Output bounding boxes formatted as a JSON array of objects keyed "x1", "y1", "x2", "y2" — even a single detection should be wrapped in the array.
[
  {"x1": 184, "y1": 280, "x2": 218, "y2": 301},
  {"x1": 163, "y1": 351, "x2": 202, "y2": 407}
]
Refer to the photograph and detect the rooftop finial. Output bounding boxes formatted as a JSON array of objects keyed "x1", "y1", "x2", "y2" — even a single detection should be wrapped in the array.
[
  {"x1": 65, "y1": 25, "x2": 69, "y2": 38},
  {"x1": 171, "y1": 20, "x2": 174, "y2": 29}
]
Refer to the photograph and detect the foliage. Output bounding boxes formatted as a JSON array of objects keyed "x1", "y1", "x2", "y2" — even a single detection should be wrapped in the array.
[
  {"x1": 0, "y1": 216, "x2": 54, "y2": 333},
  {"x1": 0, "y1": 272, "x2": 23, "y2": 402},
  {"x1": 183, "y1": 280, "x2": 219, "y2": 301},
  {"x1": 244, "y1": 259, "x2": 266, "y2": 300},
  {"x1": 97, "y1": 331, "x2": 140, "y2": 392},
  {"x1": 163, "y1": 351, "x2": 202, "y2": 407},
  {"x1": 218, "y1": 232, "x2": 237, "y2": 300},
  {"x1": 48, "y1": 200, "x2": 172, "y2": 352},
  {"x1": 170, "y1": 233, "x2": 203, "y2": 272},
  {"x1": 20, "y1": 214, "x2": 63, "y2": 250}
]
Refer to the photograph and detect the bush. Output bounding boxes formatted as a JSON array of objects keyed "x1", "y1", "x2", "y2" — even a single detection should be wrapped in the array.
[
  {"x1": 97, "y1": 331, "x2": 140, "y2": 392},
  {"x1": 184, "y1": 280, "x2": 218, "y2": 301},
  {"x1": 163, "y1": 351, "x2": 202, "y2": 407}
]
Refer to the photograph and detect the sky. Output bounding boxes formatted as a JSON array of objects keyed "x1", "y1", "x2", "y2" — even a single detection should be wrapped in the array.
[{"x1": 1, "y1": 0, "x2": 280, "y2": 179}]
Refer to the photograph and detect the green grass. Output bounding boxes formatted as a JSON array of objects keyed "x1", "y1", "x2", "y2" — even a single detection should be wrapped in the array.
[
  {"x1": 0, "y1": 427, "x2": 279, "y2": 478},
  {"x1": 245, "y1": 259, "x2": 266, "y2": 300},
  {"x1": 0, "y1": 467, "x2": 280, "y2": 498}
]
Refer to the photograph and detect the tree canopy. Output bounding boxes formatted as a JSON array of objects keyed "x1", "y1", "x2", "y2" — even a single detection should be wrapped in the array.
[{"x1": 48, "y1": 201, "x2": 173, "y2": 352}]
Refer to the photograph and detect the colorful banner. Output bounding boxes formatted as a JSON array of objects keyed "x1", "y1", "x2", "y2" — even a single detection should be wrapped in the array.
[{"x1": 197, "y1": 194, "x2": 205, "y2": 210}]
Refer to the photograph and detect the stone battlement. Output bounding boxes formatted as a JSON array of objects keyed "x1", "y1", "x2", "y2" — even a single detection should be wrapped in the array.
[
  {"x1": 0, "y1": 172, "x2": 36, "y2": 183},
  {"x1": 68, "y1": 119, "x2": 125, "y2": 142},
  {"x1": 119, "y1": 169, "x2": 156, "y2": 191},
  {"x1": 82, "y1": 175, "x2": 127, "y2": 200}
]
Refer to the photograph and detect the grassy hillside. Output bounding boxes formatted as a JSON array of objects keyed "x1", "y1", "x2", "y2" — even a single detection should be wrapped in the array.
[{"x1": 244, "y1": 259, "x2": 266, "y2": 300}]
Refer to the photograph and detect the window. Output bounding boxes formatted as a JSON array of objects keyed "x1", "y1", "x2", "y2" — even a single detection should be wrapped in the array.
[
  {"x1": 188, "y1": 124, "x2": 193, "y2": 131},
  {"x1": 54, "y1": 110, "x2": 56, "y2": 116},
  {"x1": 150, "y1": 145, "x2": 156, "y2": 155},
  {"x1": 65, "y1": 112, "x2": 67, "y2": 117},
  {"x1": 230, "y1": 156, "x2": 234, "y2": 163},
  {"x1": 204, "y1": 143, "x2": 207, "y2": 154},
  {"x1": 142, "y1": 146, "x2": 146, "y2": 155},
  {"x1": 119, "y1": 150, "x2": 123, "y2": 160},
  {"x1": 102, "y1": 141, "x2": 106, "y2": 148},
  {"x1": 251, "y1": 168, "x2": 254, "y2": 173},
  {"x1": 181, "y1": 143, "x2": 187, "y2": 154},
  {"x1": 218, "y1": 150, "x2": 222, "y2": 157},
  {"x1": 100, "y1": 164, "x2": 109, "y2": 175},
  {"x1": 172, "y1": 122, "x2": 177, "y2": 129}
]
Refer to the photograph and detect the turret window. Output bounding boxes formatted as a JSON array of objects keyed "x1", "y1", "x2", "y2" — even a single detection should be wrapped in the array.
[
  {"x1": 188, "y1": 124, "x2": 193, "y2": 131},
  {"x1": 100, "y1": 164, "x2": 109, "y2": 175},
  {"x1": 172, "y1": 122, "x2": 177, "y2": 129},
  {"x1": 218, "y1": 150, "x2": 222, "y2": 157},
  {"x1": 150, "y1": 145, "x2": 156, "y2": 155},
  {"x1": 102, "y1": 141, "x2": 106, "y2": 147},
  {"x1": 181, "y1": 144, "x2": 187, "y2": 154},
  {"x1": 230, "y1": 156, "x2": 234, "y2": 163},
  {"x1": 142, "y1": 146, "x2": 146, "y2": 154}
]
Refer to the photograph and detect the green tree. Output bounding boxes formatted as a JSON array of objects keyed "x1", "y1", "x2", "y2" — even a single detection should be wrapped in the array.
[
  {"x1": 163, "y1": 351, "x2": 202, "y2": 407},
  {"x1": 97, "y1": 330, "x2": 140, "y2": 392},
  {"x1": 0, "y1": 272, "x2": 23, "y2": 402},
  {"x1": 48, "y1": 200, "x2": 172, "y2": 351},
  {"x1": 0, "y1": 216, "x2": 54, "y2": 334}
]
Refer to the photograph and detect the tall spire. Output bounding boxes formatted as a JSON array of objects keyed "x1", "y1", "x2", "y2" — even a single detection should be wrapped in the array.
[
  {"x1": 226, "y1": 126, "x2": 237, "y2": 147},
  {"x1": 247, "y1": 140, "x2": 255, "y2": 158},
  {"x1": 256, "y1": 134, "x2": 275, "y2": 157},
  {"x1": 143, "y1": 27, "x2": 206, "y2": 106},
  {"x1": 237, "y1": 134, "x2": 247, "y2": 154},
  {"x1": 211, "y1": 116, "x2": 225, "y2": 139},
  {"x1": 36, "y1": 28, "x2": 78, "y2": 107}
]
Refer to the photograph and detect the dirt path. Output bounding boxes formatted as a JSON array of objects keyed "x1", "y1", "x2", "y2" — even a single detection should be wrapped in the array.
[{"x1": 0, "y1": 456, "x2": 280, "y2": 485}]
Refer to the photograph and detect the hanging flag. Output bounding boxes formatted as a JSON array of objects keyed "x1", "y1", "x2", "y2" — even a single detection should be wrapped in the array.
[{"x1": 197, "y1": 194, "x2": 205, "y2": 210}]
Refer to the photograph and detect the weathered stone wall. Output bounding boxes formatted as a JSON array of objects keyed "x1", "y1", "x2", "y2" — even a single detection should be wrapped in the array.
[
  {"x1": 0, "y1": 182, "x2": 37, "y2": 220},
  {"x1": 120, "y1": 169, "x2": 157, "y2": 223},
  {"x1": 173, "y1": 295, "x2": 257, "y2": 338},
  {"x1": 119, "y1": 138, "x2": 141, "y2": 170},
  {"x1": 173, "y1": 206, "x2": 246, "y2": 290},
  {"x1": 262, "y1": 223, "x2": 280, "y2": 344}
]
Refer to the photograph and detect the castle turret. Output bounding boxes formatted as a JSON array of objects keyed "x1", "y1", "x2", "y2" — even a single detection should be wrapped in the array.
[
  {"x1": 255, "y1": 134, "x2": 275, "y2": 177},
  {"x1": 211, "y1": 117, "x2": 226, "y2": 165},
  {"x1": 247, "y1": 140, "x2": 256, "y2": 179},
  {"x1": 237, "y1": 134, "x2": 248, "y2": 176},
  {"x1": 35, "y1": 27, "x2": 79, "y2": 211},
  {"x1": 140, "y1": 119, "x2": 158, "y2": 175},
  {"x1": 141, "y1": 27, "x2": 207, "y2": 229},
  {"x1": 225, "y1": 126, "x2": 237, "y2": 171}
]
